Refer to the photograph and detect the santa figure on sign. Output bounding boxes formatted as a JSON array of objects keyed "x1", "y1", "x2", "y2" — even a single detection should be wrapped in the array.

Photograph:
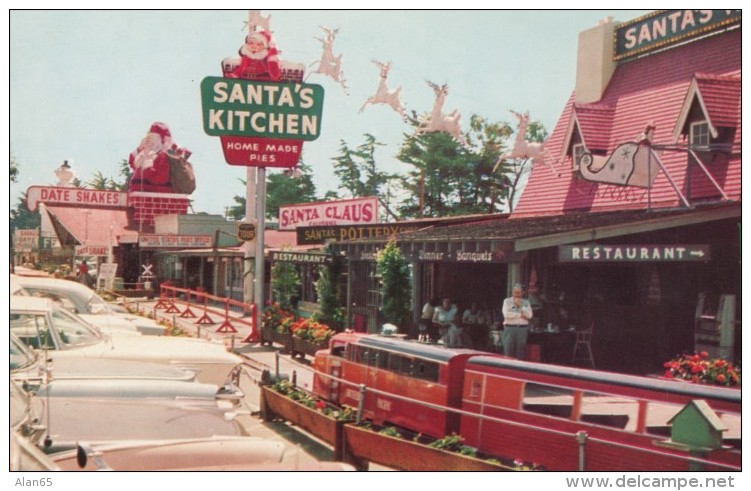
[
  {"x1": 128, "y1": 122, "x2": 175, "y2": 192},
  {"x1": 227, "y1": 30, "x2": 281, "y2": 81}
]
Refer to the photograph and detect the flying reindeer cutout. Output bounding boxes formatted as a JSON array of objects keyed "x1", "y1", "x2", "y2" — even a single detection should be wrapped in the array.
[
  {"x1": 243, "y1": 10, "x2": 271, "y2": 32},
  {"x1": 493, "y1": 110, "x2": 559, "y2": 176},
  {"x1": 359, "y1": 61, "x2": 406, "y2": 120},
  {"x1": 416, "y1": 81, "x2": 466, "y2": 146},
  {"x1": 308, "y1": 26, "x2": 348, "y2": 94}
]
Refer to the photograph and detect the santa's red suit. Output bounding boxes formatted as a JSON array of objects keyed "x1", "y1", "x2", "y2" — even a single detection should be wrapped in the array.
[
  {"x1": 128, "y1": 122, "x2": 174, "y2": 193},
  {"x1": 228, "y1": 30, "x2": 281, "y2": 81}
]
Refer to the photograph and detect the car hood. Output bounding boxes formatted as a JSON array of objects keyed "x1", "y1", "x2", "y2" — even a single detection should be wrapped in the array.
[
  {"x1": 35, "y1": 396, "x2": 246, "y2": 446},
  {"x1": 78, "y1": 314, "x2": 142, "y2": 335},
  {"x1": 34, "y1": 379, "x2": 223, "y2": 400},
  {"x1": 13, "y1": 356, "x2": 197, "y2": 383},
  {"x1": 113, "y1": 313, "x2": 166, "y2": 335},
  {"x1": 54, "y1": 334, "x2": 242, "y2": 365}
]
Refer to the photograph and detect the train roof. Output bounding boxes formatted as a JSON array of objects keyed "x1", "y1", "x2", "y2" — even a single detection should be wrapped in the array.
[
  {"x1": 345, "y1": 334, "x2": 482, "y2": 363},
  {"x1": 467, "y1": 356, "x2": 741, "y2": 405}
]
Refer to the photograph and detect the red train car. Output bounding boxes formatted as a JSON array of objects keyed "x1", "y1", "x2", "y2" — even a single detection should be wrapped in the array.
[
  {"x1": 313, "y1": 332, "x2": 483, "y2": 438},
  {"x1": 312, "y1": 334, "x2": 741, "y2": 471},
  {"x1": 460, "y1": 356, "x2": 740, "y2": 471}
]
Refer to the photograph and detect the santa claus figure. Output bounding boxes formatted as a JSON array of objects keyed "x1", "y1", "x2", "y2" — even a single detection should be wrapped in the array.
[
  {"x1": 128, "y1": 122, "x2": 175, "y2": 192},
  {"x1": 227, "y1": 30, "x2": 281, "y2": 81}
]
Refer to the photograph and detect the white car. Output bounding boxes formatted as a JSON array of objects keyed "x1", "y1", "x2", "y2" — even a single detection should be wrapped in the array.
[
  {"x1": 11, "y1": 333, "x2": 245, "y2": 403},
  {"x1": 12, "y1": 275, "x2": 166, "y2": 336},
  {"x1": 11, "y1": 296, "x2": 245, "y2": 387}
]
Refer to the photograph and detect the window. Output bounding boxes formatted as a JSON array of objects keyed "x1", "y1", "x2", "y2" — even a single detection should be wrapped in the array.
[
  {"x1": 690, "y1": 121, "x2": 710, "y2": 150},
  {"x1": 10, "y1": 314, "x2": 55, "y2": 350},
  {"x1": 522, "y1": 382, "x2": 574, "y2": 418},
  {"x1": 579, "y1": 391, "x2": 638, "y2": 430},
  {"x1": 572, "y1": 143, "x2": 587, "y2": 172}
]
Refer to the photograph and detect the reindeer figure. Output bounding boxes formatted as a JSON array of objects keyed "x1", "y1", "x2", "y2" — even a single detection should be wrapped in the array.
[
  {"x1": 308, "y1": 26, "x2": 348, "y2": 93},
  {"x1": 244, "y1": 10, "x2": 271, "y2": 32},
  {"x1": 493, "y1": 110, "x2": 559, "y2": 176},
  {"x1": 359, "y1": 61, "x2": 406, "y2": 119},
  {"x1": 417, "y1": 82, "x2": 466, "y2": 146}
]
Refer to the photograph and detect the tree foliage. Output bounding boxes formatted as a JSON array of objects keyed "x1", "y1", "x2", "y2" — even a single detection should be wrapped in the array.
[
  {"x1": 396, "y1": 113, "x2": 515, "y2": 218},
  {"x1": 271, "y1": 252, "x2": 301, "y2": 310},
  {"x1": 226, "y1": 163, "x2": 317, "y2": 221},
  {"x1": 331, "y1": 134, "x2": 400, "y2": 220},
  {"x1": 375, "y1": 239, "x2": 411, "y2": 329}
]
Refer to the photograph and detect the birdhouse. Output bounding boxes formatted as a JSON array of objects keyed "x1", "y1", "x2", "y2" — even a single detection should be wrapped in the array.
[{"x1": 667, "y1": 399, "x2": 727, "y2": 452}]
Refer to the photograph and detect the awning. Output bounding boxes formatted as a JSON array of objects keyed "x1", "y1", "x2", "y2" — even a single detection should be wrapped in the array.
[
  {"x1": 43, "y1": 205, "x2": 132, "y2": 247},
  {"x1": 329, "y1": 202, "x2": 740, "y2": 259}
]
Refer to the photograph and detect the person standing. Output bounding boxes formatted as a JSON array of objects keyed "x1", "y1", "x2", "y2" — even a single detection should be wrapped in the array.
[
  {"x1": 77, "y1": 261, "x2": 91, "y2": 288},
  {"x1": 502, "y1": 284, "x2": 533, "y2": 359},
  {"x1": 419, "y1": 298, "x2": 437, "y2": 342},
  {"x1": 432, "y1": 297, "x2": 458, "y2": 345}
]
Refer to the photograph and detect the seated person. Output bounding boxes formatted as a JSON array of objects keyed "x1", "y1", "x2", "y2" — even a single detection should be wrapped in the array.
[
  {"x1": 462, "y1": 302, "x2": 489, "y2": 349},
  {"x1": 433, "y1": 297, "x2": 458, "y2": 345}
]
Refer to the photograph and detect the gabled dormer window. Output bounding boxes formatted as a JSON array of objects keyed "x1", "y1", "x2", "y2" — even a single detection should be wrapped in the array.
[
  {"x1": 572, "y1": 143, "x2": 586, "y2": 173},
  {"x1": 689, "y1": 121, "x2": 710, "y2": 151}
]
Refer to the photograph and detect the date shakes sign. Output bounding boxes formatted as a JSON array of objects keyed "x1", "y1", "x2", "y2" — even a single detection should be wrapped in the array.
[{"x1": 201, "y1": 77, "x2": 324, "y2": 167}]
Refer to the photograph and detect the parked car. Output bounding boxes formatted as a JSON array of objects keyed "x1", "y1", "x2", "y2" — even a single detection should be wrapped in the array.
[
  {"x1": 10, "y1": 296, "x2": 245, "y2": 387},
  {"x1": 11, "y1": 379, "x2": 248, "y2": 447},
  {"x1": 10, "y1": 333, "x2": 245, "y2": 403},
  {"x1": 12, "y1": 275, "x2": 166, "y2": 336}
]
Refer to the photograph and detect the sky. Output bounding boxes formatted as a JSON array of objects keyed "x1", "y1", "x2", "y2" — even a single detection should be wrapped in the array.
[{"x1": 9, "y1": 9, "x2": 655, "y2": 218}]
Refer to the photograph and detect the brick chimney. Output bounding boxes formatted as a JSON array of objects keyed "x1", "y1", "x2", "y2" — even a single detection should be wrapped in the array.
[
  {"x1": 576, "y1": 16, "x2": 617, "y2": 104},
  {"x1": 129, "y1": 191, "x2": 190, "y2": 227}
]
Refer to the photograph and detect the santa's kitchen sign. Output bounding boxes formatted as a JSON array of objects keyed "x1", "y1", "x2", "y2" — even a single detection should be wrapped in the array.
[
  {"x1": 200, "y1": 77, "x2": 324, "y2": 167},
  {"x1": 279, "y1": 196, "x2": 378, "y2": 231}
]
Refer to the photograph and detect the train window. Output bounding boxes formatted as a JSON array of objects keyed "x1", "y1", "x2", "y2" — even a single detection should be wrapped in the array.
[
  {"x1": 579, "y1": 391, "x2": 638, "y2": 430},
  {"x1": 413, "y1": 360, "x2": 439, "y2": 382},
  {"x1": 522, "y1": 383, "x2": 574, "y2": 418}
]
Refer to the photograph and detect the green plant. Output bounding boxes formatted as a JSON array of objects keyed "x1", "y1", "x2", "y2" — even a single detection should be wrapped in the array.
[
  {"x1": 378, "y1": 426, "x2": 403, "y2": 439},
  {"x1": 270, "y1": 254, "x2": 301, "y2": 310},
  {"x1": 375, "y1": 239, "x2": 411, "y2": 329},
  {"x1": 427, "y1": 433, "x2": 476, "y2": 457},
  {"x1": 314, "y1": 262, "x2": 343, "y2": 329}
]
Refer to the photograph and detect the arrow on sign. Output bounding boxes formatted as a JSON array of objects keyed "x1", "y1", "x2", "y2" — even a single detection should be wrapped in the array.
[{"x1": 689, "y1": 250, "x2": 705, "y2": 258}]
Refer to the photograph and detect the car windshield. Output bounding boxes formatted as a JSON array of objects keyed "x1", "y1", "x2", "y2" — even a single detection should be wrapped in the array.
[{"x1": 50, "y1": 307, "x2": 102, "y2": 347}]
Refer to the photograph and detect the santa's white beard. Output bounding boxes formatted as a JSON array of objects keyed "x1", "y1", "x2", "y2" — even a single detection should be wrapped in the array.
[
  {"x1": 133, "y1": 150, "x2": 158, "y2": 169},
  {"x1": 240, "y1": 45, "x2": 269, "y2": 60}
]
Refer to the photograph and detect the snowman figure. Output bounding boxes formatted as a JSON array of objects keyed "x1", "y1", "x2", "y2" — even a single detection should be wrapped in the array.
[{"x1": 54, "y1": 160, "x2": 76, "y2": 187}]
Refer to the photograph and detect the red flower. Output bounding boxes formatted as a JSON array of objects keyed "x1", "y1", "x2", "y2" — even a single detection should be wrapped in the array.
[
  {"x1": 315, "y1": 400, "x2": 326, "y2": 410},
  {"x1": 700, "y1": 351, "x2": 709, "y2": 358},
  {"x1": 716, "y1": 374, "x2": 726, "y2": 384}
]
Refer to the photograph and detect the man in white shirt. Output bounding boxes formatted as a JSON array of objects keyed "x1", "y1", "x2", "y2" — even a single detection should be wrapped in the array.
[{"x1": 501, "y1": 284, "x2": 533, "y2": 359}]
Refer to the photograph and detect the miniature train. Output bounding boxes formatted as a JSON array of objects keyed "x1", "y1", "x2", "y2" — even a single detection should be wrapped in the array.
[{"x1": 312, "y1": 333, "x2": 740, "y2": 471}]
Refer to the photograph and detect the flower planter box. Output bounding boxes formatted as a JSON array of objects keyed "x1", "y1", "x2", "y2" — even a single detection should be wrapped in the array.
[
  {"x1": 260, "y1": 326, "x2": 276, "y2": 346},
  {"x1": 342, "y1": 424, "x2": 507, "y2": 471},
  {"x1": 260, "y1": 386, "x2": 347, "y2": 451},
  {"x1": 271, "y1": 331, "x2": 294, "y2": 353},
  {"x1": 292, "y1": 336, "x2": 326, "y2": 359}
]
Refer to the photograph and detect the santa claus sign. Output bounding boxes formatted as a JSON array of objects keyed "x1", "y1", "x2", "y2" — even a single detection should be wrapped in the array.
[{"x1": 128, "y1": 122, "x2": 196, "y2": 194}]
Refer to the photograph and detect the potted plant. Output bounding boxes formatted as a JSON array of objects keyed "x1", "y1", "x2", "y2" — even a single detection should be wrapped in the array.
[
  {"x1": 261, "y1": 380, "x2": 355, "y2": 451},
  {"x1": 375, "y1": 239, "x2": 411, "y2": 333},
  {"x1": 662, "y1": 351, "x2": 741, "y2": 387},
  {"x1": 290, "y1": 317, "x2": 335, "y2": 358}
]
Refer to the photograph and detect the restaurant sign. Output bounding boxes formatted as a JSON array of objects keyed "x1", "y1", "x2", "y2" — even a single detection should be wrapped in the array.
[
  {"x1": 26, "y1": 186, "x2": 128, "y2": 212},
  {"x1": 558, "y1": 244, "x2": 710, "y2": 262},
  {"x1": 270, "y1": 251, "x2": 333, "y2": 265},
  {"x1": 138, "y1": 235, "x2": 213, "y2": 248},
  {"x1": 615, "y1": 10, "x2": 741, "y2": 61},
  {"x1": 280, "y1": 197, "x2": 378, "y2": 231}
]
